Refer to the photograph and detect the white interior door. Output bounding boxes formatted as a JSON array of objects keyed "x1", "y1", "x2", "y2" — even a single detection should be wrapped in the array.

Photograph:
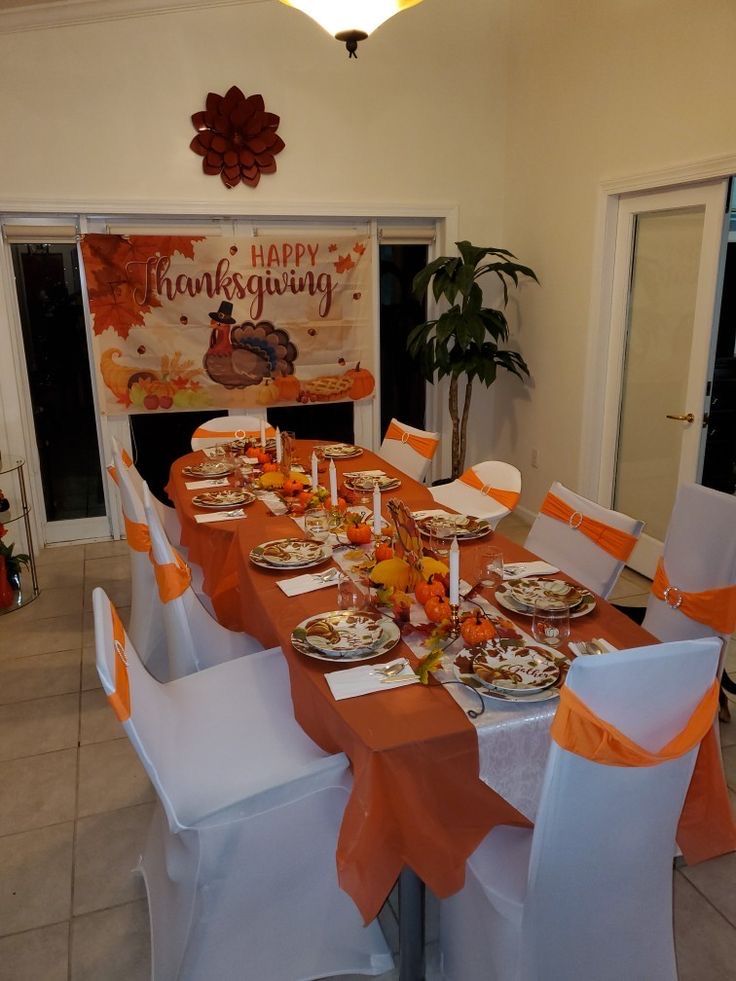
[{"x1": 600, "y1": 180, "x2": 729, "y2": 578}]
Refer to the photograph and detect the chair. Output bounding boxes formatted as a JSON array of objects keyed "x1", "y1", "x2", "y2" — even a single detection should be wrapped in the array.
[
  {"x1": 143, "y1": 483, "x2": 266, "y2": 679},
  {"x1": 640, "y1": 483, "x2": 736, "y2": 648},
  {"x1": 439, "y1": 637, "x2": 723, "y2": 981},
  {"x1": 429, "y1": 460, "x2": 521, "y2": 528},
  {"x1": 108, "y1": 443, "x2": 168, "y2": 682},
  {"x1": 190, "y1": 414, "x2": 276, "y2": 451},
  {"x1": 524, "y1": 481, "x2": 644, "y2": 598},
  {"x1": 378, "y1": 418, "x2": 440, "y2": 483},
  {"x1": 92, "y1": 589, "x2": 393, "y2": 981},
  {"x1": 110, "y1": 437, "x2": 182, "y2": 546}
]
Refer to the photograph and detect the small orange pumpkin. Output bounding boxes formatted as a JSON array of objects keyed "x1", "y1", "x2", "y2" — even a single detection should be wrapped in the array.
[
  {"x1": 414, "y1": 576, "x2": 446, "y2": 606},
  {"x1": 275, "y1": 374, "x2": 301, "y2": 402},
  {"x1": 425, "y1": 594, "x2": 452, "y2": 624},
  {"x1": 262, "y1": 462, "x2": 279, "y2": 473},
  {"x1": 345, "y1": 362, "x2": 375, "y2": 401},
  {"x1": 347, "y1": 523, "x2": 372, "y2": 545},
  {"x1": 282, "y1": 478, "x2": 304, "y2": 495},
  {"x1": 375, "y1": 541, "x2": 394, "y2": 562},
  {"x1": 460, "y1": 611, "x2": 496, "y2": 647}
]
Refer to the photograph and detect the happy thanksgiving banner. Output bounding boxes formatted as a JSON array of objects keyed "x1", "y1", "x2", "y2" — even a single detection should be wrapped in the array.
[{"x1": 80, "y1": 233, "x2": 375, "y2": 415}]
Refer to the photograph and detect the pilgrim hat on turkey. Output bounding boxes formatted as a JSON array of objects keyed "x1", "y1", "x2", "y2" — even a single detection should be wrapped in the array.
[{"x1": 209, "y1": 301, "x2": 236, "y2": 325}]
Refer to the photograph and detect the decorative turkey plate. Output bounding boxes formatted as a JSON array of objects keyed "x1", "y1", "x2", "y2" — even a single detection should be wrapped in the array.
[
  {"x1": 506, "y1": 577, "x2": 583, "y2": 611},
  {"x1": 413, "y1": 511, "x2": 491, "y2": 541},
  {"x1": 495, "y1": 584, "x2": 596, "y2": 619},
  {"x1": 292, "y1": 614, "x2": 400, "y2": 663},
  {"x1": 320, "y1": 444, "x2": 364, "y2": 459},
  {"x1": 299, "y1": 610, "x2": 384, "y2": 655},
  {"x1": 249, "y1": 538, "x2": 332, "y2": 569},
  {"x1": 182, "y1": 461, "x2": 235, "y2": 477},
  {"x1": 472, "y1": 643, "x2": 559, "y2": 693},
  {"x1": 345, "y1": 474, "x2": 401, "y2": 493},
  {"x1": 191, "y1": 490, "x2": 254, "y2": 509}
]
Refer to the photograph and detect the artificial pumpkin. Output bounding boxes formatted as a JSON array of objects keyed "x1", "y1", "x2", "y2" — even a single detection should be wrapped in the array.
[
  {"x1": 375, "y1": 541, "x2": 394, "y2": 562},
  {"x1": 414, "y1": 576, "x2": 446, "y2": 606},
  {"x1": 347, "y1": 523, "x2": 372, "y2": 545},
  {"x1": 418, "y1": 556, "x2": 449, "y2": 582},
  {"x1": 282, "y1": 478, "x2": 304, "y2": 495},
  {"x1": 274, "y1": 374, "x2": 301, "y2": 402},
  {"x1": 246, "y1": 447, "x2": 261, "y2": 459},
  {"x1": 370, "y1": 557, "x2": 412, "y2": 591},
  {"x1": 424, "y1": 594, "x2": 452, "y2": 624},
  {"x1": 256, "y1": 451, "x2": 272, "y2": 465},
  {"x1": 345, "y1": 362, "x2": 375, "y2": 401},
  {"x1": 460, "y1": 611, "x2": 496, "y2": 647},
  {"x1": 255, "y1": 380, "x2": 281, "y2": 406},
  {"x1": 262, "y1": 462, "x2": 279, "y2": 473}
]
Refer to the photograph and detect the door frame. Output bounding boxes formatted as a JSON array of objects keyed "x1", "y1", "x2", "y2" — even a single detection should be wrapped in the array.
[
  {"x1": 0, "y1": 201, "x2": 456, "y2": 547},
  {"x1": 578, "y1": 154, "x2": 736, "y2": 510}
]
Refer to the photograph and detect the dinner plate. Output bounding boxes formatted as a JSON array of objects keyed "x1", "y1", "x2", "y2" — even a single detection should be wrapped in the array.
[
  {"x1": 191, "y1": 490, "x2": 254, "y2": 509},
  {"x1": 454, "y1": 670, "x2": 562, "y2": 704},
  {"x1": 321, "y1": 443, "x2": 363, "y2": 459},
  {"x1": 299, "y1": 610, "x2": 384, "y2": 655},
  {"x1": 249, "y1": 538, "x2": 332, "y2": 570},
  {"x1": 472, "y1": 643, "x2": 559, "y2": 693},
  {"x1": 346, "y1": 474, "x2": 401, "y2": 493},
  {"x1": 413, "y1": 511, "x2": 491, "y2": 541},
  {"x1": 495, "y1": 584, "x2": 596, "y2": 619},
  {"x1": 182, "y1": 461, "x2": 235, "y2": 477},
  {"x1": 506, "y1": 577, "x2": 583, "y2": 611},
  {"x1": 292, "y1": 615, "x2": 400, "y2": 663}
]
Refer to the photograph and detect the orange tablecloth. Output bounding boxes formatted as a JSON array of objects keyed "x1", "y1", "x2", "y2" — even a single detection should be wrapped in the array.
[{"x1": 166, "y1": 442, "x2": 735, "y2": 920}]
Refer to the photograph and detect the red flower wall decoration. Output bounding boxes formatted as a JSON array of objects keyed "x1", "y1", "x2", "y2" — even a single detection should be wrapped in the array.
[{"x1": 190, "y1": 86, "x2": 285, "y2": 189}]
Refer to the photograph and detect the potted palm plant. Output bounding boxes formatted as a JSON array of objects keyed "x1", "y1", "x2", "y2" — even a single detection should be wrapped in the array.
[{"x1": 408, "y1": 241, "x2": 538, "y2": 479}]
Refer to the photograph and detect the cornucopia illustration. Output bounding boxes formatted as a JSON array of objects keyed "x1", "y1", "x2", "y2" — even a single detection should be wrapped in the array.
[{"x1": 100, "y1": 349, "x2": 210, "y2": 410}]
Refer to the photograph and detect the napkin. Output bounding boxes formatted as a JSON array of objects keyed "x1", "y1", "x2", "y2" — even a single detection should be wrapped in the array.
[
  {"x1": 502, "y1": 561, "x2": 560, "y2": 580},
  {"x1": 325, "y1": 659, "x2": 418, "y2": 700},
  {"x1": 185, "y1": 478, "x2": 231, "y2": 490},
  {"x1": 277, "y1": 572, "x2": 338, "y2": 597},
  {"x1": 257, "y1": 492, "x2": 289, "y2": 515},
  {"x1": 194, "y1": 510, "x2": 246, "y2": 524},
  {"x1": 568, "y1": 637, "x2": 618, "y2": 657}
]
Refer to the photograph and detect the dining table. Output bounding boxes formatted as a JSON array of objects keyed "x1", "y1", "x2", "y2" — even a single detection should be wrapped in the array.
[{"x1": 166, "y1": 438, "x2": 735, "y2": 981}]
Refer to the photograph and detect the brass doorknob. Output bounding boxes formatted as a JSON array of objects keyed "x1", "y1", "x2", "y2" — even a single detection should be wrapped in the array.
[{"x1": 665, "y1": 413, "x2": 695, "y2": 423}]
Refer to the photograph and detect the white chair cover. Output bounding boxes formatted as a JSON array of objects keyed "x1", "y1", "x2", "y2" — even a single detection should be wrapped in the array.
[
  {"x1": 378, "y1": 418, "x2": 440, "y2": 483},
  {"x1": 143, "y1": 483, "x2": 266, "y2": 679},
  {"x1": 439, "y1": 637, "x2": 722, "y2": 981},
  {"x1": 524, "y1": 481, "x2": 644, "y2": 598},
  {"x1": 92, "y1": 589, "x2": 393, "y2": 981},
  {"x1": 111, "y1": 437, "x2": 182, "y2": 546},
  {"x1": 429, "y1": 460, "x2": 522, "y2": 528},
  {"x1": 110, "y1": 444, "x2": 168, "y2": 683},
  {"x1": 190, "y1": 413, "x2": 273, "y2": 450},
  {"x1": 643, "y1": 482, "x2": 736, "y2": 646}
]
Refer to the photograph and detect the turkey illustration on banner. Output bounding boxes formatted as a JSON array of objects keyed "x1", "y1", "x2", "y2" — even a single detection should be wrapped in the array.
[{"x1": 79, "y1": 234, "x2": 375, "y2": 414}]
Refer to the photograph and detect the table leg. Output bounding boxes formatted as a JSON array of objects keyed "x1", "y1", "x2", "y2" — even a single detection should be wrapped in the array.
[{"x1": 398, "y1": 868, "x2": 425, "y2": 981}]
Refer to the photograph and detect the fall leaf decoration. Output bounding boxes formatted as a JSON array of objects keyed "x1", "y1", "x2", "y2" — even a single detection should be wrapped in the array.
[
  {"x1": 334, "y1": 253, "x2": 356, "y2": 274},
  {"x1": 190, "y1": 86, "x2": 285, "y2": 189}
]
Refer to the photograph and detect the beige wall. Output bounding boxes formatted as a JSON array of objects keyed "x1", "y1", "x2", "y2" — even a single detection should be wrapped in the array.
[
  {"x1": 497, "y1": 0, "x2": 736, "y2": 511},
  {"x1": 0, "y1": 0, "x2": 510, "y2": 467}
]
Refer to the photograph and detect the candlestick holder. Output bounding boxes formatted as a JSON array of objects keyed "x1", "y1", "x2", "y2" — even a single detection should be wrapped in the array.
[{"x1": 448, "y1": 602, "x2": 462, "y2": 636}]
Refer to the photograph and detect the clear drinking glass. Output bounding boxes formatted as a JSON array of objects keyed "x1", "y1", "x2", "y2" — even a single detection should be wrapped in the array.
[
  {"x1": 428, "y1": 522, "x2": 455, "y2": 561},
  {"x1": 480, "y1": 546, "x2": 504, "y2": 589},
  {"x1": 304, "y1": 510, "x2": 331, "y2": 543},
  {"x1": 531, "y1": 605, "x2": 571, "y2": 649},
  {"x1": 336, "y1": 574, "x2": 368, "y2": 611}
]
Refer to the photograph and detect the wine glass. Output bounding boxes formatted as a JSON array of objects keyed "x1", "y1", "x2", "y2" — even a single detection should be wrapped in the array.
[
  {"x1": 428, "y1": 522, "x2": 455, "y2": 561},
  {"x1": 336, "y1": 574, "x2": 368, "y2": 611},
  {"x1": 531, "y1": 605, "x2": 571, "y2": 649},
  {"x1": 480, "y1": 547, "x2": 504, "y2": 590},
  {"x1": 304, "y1": 510, "x2": 331, "y2": 543}
]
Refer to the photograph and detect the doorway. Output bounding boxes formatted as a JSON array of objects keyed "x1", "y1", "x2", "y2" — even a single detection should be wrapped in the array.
[
  {"x1": 10, "y1": 241, "x2": 109, "y2": 544},
  {"x1": 600, "y1": 179, "x2": 729, "y2": 577}
]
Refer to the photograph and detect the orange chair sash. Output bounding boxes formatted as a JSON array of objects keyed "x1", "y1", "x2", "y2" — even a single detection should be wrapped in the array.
[
  {"x1": 123, "y1": 515, "x2": 151, "y2": 553},
  {"x1": 385, "y1": 421, "x2": 439, "y2": 460},
  {"x1": 551, "y1": 681, "x2": 719, "y2": 767},
  {"x1": 193, "y1": 425, "x2": 276, "y2": 441},
  {"x1": 152, "y1": 550, "x2": 191, "y2": 603},
  {"x1": 458, "y1": 470, "x2": 520, "y2": 511},
  {"x1": 107, "y1": 464, "x2": 118, "y2": 485},
  {"x1": 540, "y1": 492, "x2": 637, "y2": 562},
  {"x1": 107, "y1": 449, "x2": 133, "y2": 486},
  {"x1": 652, "y1": 559, "x2": 736, "y2": 635},
  {"x1": 108, "y1": 605, "x2": 131, "y2": 723}
]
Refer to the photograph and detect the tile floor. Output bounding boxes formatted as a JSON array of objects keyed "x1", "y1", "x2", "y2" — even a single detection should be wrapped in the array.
[{"x1": 0, "y1": 516, "x2": 734, "y2": 980}]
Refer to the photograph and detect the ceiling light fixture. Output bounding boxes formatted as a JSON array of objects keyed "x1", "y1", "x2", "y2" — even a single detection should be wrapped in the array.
[{"x1": 277, "y1": 1, "x2": 425, "y2": 58}]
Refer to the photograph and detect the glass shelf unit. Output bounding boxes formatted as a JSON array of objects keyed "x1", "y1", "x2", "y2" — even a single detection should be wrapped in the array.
[{"x1": 0, "y1": 459, "x2": 40, "y2": 615}]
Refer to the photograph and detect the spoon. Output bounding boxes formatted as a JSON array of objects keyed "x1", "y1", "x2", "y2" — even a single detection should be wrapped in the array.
[{"x1": 371, "y1": 660, "x2": 407, "y2": 678}]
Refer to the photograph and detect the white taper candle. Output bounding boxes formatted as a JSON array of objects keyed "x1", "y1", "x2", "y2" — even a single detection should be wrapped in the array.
[
  {"x1": 329, "y1": 460, "x2": 338, "y2": 506},
  {"x1": 449, "y1": 536, "x2": 460, "y2": 606},
  {"x1": 275, "y1": 427, "x2": 282, "y2": 463},
  {"x1": 311, "y1": 452, "x2": 319, "y2": 489},
  {"x1": 372, "y1": 482, "x2": 381, "y2": 537},
  {"x1": 259, "y1": 419, "x2": 266, "y2": 448}
]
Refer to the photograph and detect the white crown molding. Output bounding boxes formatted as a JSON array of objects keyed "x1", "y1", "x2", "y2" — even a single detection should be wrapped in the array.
[
  {"x1": 0, "y1": 0, "x2": 263, "y2": 34},
  {"x1": 600, "y1": 152, "x2": 736, "y2": 195}
]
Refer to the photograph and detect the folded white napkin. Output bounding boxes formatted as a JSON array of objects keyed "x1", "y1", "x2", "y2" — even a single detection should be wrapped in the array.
[
  {"x1": 502, "y1": 561, "x2": 560, "y2": 580},
  {"x1": 343, "y1": 469, "x2": 386, "y2": 478},
  {"x1": 185, "y1": 478, "x2": 231, "y2": 490},
  {"x1": 194, "y1": 510, "x2": 246, "y2": 524},
  {"x1": 257, "y1": 492, "x2": 289, "y2": 515},
  {"x1": 325, "y1": 659, "x2": 418, "y2": 700},
  {"x1": 568, "y1": 637, "x2": 618, "y2": 657},
  {"x1": 277, "y1": 572, "x2": 338, "y2": 597}
]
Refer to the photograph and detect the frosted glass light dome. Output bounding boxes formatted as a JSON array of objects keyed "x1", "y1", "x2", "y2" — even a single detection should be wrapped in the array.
[{"x1": 278, "y1": 1, "x2": 424, "y2": 57}]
